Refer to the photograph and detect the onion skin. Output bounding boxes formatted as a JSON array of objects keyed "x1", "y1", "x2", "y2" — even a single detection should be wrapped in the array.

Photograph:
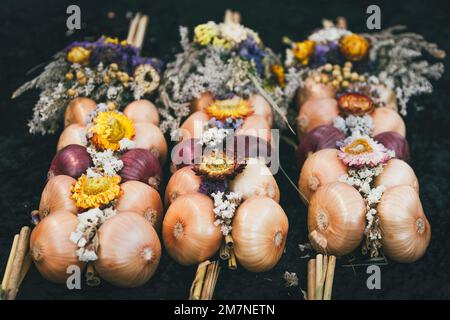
[
  {"x1": 230, "y1": 158, "x2": 280, "y2": 202},
  {"x1": 377, "y1": 185, "x2": 431, "y2": 263},
  {"x1": 170, "y1": 138, "x2": 202, "y2": 172},
  {"x1": 133, "y1": 123, "x2": 168, "y2": 164},
  {"x1": 225, "y1": 135, "x2": 274, "y2": 166},
  {"x1": 48, "y1": 144, "x2": 92, "y2": 179},
  {"x1": 374, "y1": 159, "x2": 419, "y2": 192},
  {"x1": 119, "y1": 148, "x2": 162, "y2": 190},
  {"x1": 95, "y1": 212, "x2": 161, "y2": 287},
  {"x1": 39, "y1": 175, "x2": 77, "y2": 219},
  {"x1": 297, "y1": 98, "x2": 339, "y2": 136},
  {"x1": 164, "y1": 166, "x2": 202, "y2": 207},
  {"x1": 190, "y1": 92, "x2": 214, "y2": 113},
  {"x1": 123, "y1": 99, "x2": 160, "y2": 126},
  {"x1": 373, "y1": 131, "x2": 409, "y2": 162},
  {"x1": 308, "y1": 182, "x2": 366, "y2": 256},
  {"x1": 371, "y1": 107, "x2": 406, "y2": 137},
  {"x1": 64, "y1": 97, "x2": 96, "y2": 127},
  {"x1": 162, "y1": 193, "x2": 222, "y2": 266},
  {"x1": 249, "y1": 94, "x2": 273, "y2": 126},
  {"x1": 232, "y1": 196, "x2": 288, "y2": 272},
  {"x1": 297, "y1": 76, "x2": 337, "y2": 109},
  {"x1": 57, "y1": 124, "x2": 88, "y2": 151},
  {"x1": 236, "y1": 114, "x2": 273, "y2": 143},
  {"x1": 296, "y1": 125, "x2": 345, "y2": 168},
  {"x1": 299, "y1": 148, "x2": 348, "y2": 201},
  {"x1": 30, "y1": 211, "x2": 85, "y2": 283},
  {"x1": 116, "y1": 181, "x2": 163, "y2": 232},
  {"x1": 180, "y1": 111, "x2": 210, "y2": 141}
]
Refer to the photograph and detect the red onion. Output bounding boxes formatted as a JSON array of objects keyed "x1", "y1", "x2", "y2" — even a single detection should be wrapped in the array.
[
  {"x1": 119, "y1": 148, "x2": 162, "y2": 190},
  {"x1": 296, "y1": 125, "x2": 345, "y2": 168},
  {"x1": 373, "y1": 131, "x2": 410, "y2": 161},
  {"x1": 170, "y1": 138, "x2": 202, "y2": 171},
  {"x1": 48, "y1": 144, "x2": 92, "y2": 179}
]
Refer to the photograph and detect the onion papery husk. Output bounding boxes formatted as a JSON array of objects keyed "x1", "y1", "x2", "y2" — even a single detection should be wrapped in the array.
[
  {"x1": 164, "y1": 166, "x2": 202, "y2": 207},
  {"x1": 373, "y1": 131, "x2": 409, "y2": 162},
  {"x1": 48, "y1": 144, "x2": 92, "y2": 179}
]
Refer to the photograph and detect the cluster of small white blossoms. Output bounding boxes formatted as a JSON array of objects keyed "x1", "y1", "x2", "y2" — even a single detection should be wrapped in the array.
[
  {"x1": 339, "y1": 165, "x2": 387, "y2": 257},
  {"x1": 308, "y1": 26, "x2": 351, "y2": 44},
  {"x1": 334, "y1": 114, "x2": 373, "y2": 136},
  {"x1": 70, "y1": 207, "x2": 117, "y2": 262},
  {"x1": 211, "y1": 191, "x2": 242, "y2": 235},
  {"x1": 199, "y1": 127, "x2": 232, "y2": 148}
]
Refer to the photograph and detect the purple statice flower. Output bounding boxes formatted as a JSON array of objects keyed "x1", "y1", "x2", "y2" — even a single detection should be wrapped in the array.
[
  {"x1": 238, "y1": 37, "x2": 267, "y2": 74},
  {"x1": 198, "y1": 178, "x2": 229, "y2": 195}
]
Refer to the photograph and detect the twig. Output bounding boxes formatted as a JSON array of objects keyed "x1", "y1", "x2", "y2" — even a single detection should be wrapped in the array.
[
  {"x1": 6, "y1": 227, "x2": 31, "y2": 300},
  {"x1": 307, "y1": 258, "x2": 316, "y2": 300},
  {"x1": 219, "y1": 242, "x2": 230, "y2": 260},
  {"x1": 1, "y1": 234, "x2": 19, "y2": 292},
  {"x1": 315, "y1": 254, "x2": 324, "y2": 299},
  {"x1": 189, "y1": 260, "x2": 210, "y2": 300},
  {"x1": 228, "y1": 249, "x2": 237, "y2": 270},
  {"x1": 127, "y1": 13, "x2": 141, "y2": 45},
  {"x1": 323, "y1": 256, "x2": 336, "y2": 300}
]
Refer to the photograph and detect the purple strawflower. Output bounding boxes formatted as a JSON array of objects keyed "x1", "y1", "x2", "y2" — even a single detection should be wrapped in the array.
[{"x1": 198, "y1": 178, "x2": 229, "y2": 195}]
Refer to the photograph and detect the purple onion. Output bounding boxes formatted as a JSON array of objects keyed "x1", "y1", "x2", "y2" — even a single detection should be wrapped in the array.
[
  {"x1": 296, "y1": 125, "x2": 345, "y2": 168},
  {"x1": 373, "y1": 131, "x2": 410, "y2": 162},
  {"x1": 119, "y1": 148, "x2": 162, "y2": 190},
  {"x1": 48, "y1": 144, "x2": 92, "y2": 179},
  {"x1": 170, "y1": 138, "x2": 203, "y2": 171}
]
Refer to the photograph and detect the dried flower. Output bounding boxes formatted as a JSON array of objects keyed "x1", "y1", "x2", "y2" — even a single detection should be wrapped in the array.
[
  {"x1": 71, "y1": 174, "x2": 121, "y2": 209},
  {"x1": 292, "y1": 40, "x2": 315, "y2": 65},
  {"x1": 339, "y1": 34, "x2": 370, "y2": 61},
  {"x1": 338, "y1": 135, "x2": 394, "y2": 168},
  {"x1": 89, "y1": 111, "x2": 135, "y2": 151}
]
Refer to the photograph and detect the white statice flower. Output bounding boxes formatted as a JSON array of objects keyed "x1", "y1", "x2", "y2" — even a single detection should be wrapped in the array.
[
  {"x1": 219, "y1": 22, "x2": 248, "y2": 44},
  {"x1": 367, "y1": 185, "x2": 385, "y2": 205},
  {"x1": 85, "y1": 167, "x2": 101, "y2": 178},
  {"x1": 107, "y1": 86, "x2": 119, "y2": 100},
  {"x1": 334, "y1": 115, "x2": 373, "y2": 136},
  {"x1": 76, "y1": 248, "x2": 98, "y2": 262},
  {"x1": 199, "y1": 127, "x2": 232, "y2": 148},
  {"x1": 211, "y1": 191, "x2": 242, "y2": 235},
  {"x1": 308, "y1": 27, "x2": 351, "y2": 44},
  {"x1": 87, "y1": 148, "x2": 123, "y2": 176},
  {"x1": 119, "y1": 138, "x2": 136, "y2": 151}
]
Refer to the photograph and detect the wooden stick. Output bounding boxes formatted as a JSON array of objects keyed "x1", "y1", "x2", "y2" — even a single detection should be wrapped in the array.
[
  {"x1": 228, "y1": 249, "x2": 237, "y2": 270},
  {"x1": 86, "y1": 264, "x2": 101, "y2": 287},
  {"x1": 1, "y1": 234, "x2": 19, "y2": 291},
  {"x1": 307, "y1": 259, "x2": 316, "y2": 300},
  {"x1": 322, "y1": 255, "x2": 328, "y2": 281},
  {"x1": 210, "y1": 263, "x2": 221, "y2": 299},
  {"x1": 6, "y1": 227, "x2": 30, "y2": 300},
  {"x1": 201, "y1": 261, "x2": 220, "y2": 300},
  {"x1": 315, "y1": 254, "x2": 323, "y2": 300},
  {"x1": 225, "y1": 234, "x2": 234, "y2": 249},
  {"x1": 17, "y1": 252, "x2": 32, "y2": 289},
  {"x1": 134, "y1": 15, "x2": 149, "y2": 50},
  {"x1": 127, "y1": 13, "x2": 140, "y2": 45},
  {"x1": 323, "y1": 256, "x2": 336, "y2": 300},
  {"x1": 189, "y1": 260, "x2": 210, "y2": 300},
  {"x1": 219, "y1": 242, "x2": 230, "y2": 260}
]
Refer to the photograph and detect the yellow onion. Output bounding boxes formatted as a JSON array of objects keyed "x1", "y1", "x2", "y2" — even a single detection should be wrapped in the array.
[
  {"x1": 123, "y1": 99, "x2": 160, "y2": 126},
  {"x1": 190, "y1": 92, "x2": 214, "y2": 113},
  {"x1": 249, "y1": 94, "x2": 273, "y2": 126},
  {"x1": 57, "y1": 124, "x2": 88, "y2": 151},
  {"x1": 377, "y1": 185, "x2": 431, "y2": 263},
  {"x1": 229, "y1": 158, "x2": 280, "y2": 202},
  {"x1": 115, "y1": 181, "x2": 163, "y2": 232},
  {"x1": 95, "y1": 212, "x2": 161, "y2": 287},
  {"x1": 133, "y1": 123, "x2": 168, "y2": 164},
  {"x1": 30, "y1": 211, "x2": 85, "y2": 283},
  {"x1": 374, "y1": 158, "x2": 419, "y2": 192},
  {"x1": 64, "y1": 97, "x2": 97, "y2": 128},
  {"x1": 296, "y1": 125, "x2": 345, "y2": 168},
  {"x1": 119, "y1": 148, "x2": 162, "y2": 190},
  {"x1": 162, "y1": 193, "x2": 222, "y2": 266},
  {"x1": 225, "y1": 134, "x2": 274, "y2": 165},
  {"x1": 371, "y1": 107, "x2": 406, "y2": 137},
  {"x1": 373, "y1": 131, "x2": 409, "y2": 162},
  {"x1": 170, "y1": 138, "x2": 203, "y2": 172},
  {"x1": 232, "y1": 196, "x2": 288, "y2": 272},
  {"x1": 299, "y1": 148, "x2": 347, "y2": 201},
  {"x1": 297, "y1": 98, "x2": 339, "y2": 136},
  {"x1": 308, "y1": 182, "x2": 366, "y2": 255},
  {"x1": 236, "y1": 114, "x2": 273, "y2": 144},
  {"x1": 179, "y1": 111, "x2": 210, "y2": 141},
  {"x1": 297, "y1": 75, "x2": 337, "y2": 109},
  {"x1": 39, "y1": 175, "x2": 77, "y2": 219},
  {"x1": 48, "y1": 144, "x2": 92, "y2": 179},
  {"x1": 164, "y1": 166, "x2": 201, "y2": 207}
]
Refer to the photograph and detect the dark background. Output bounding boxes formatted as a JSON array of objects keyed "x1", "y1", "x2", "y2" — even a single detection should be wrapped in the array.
[{"x1": 0, "y1": 0, "x2": 449, "y2": 300}]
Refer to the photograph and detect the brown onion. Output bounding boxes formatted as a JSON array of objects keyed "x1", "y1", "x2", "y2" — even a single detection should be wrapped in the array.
[
  {"x1": 190, "y1": 92, "x2": 214, "y2": 113},
  {"x1": 48, "y1": 144, "x2": 92, "y2": 179},
  {"x1": 377, "y1": 185, "x2": 431, "y2": 263},
  {"x1": 296, "y1": 125, "x2": 345, "y2": 168},
  {"x1": 57, "y1": 124, "x2": 88, "y2": 151},
  {"x1": 297, "y1": 75, "x2": 337, "y2": 109},
  {"x1": 236, "y1": 114, "x2": 273, "y2": 143},
  {"x1": 64, "y1": 97, "x2": 96, "y2": 127},
  {"x1": 308, "y1": 182, "x2": 366, "y2": 256},
  {"x1": 297, "y1": 98, "x2": 339, "y2": 136},
  {"x1": 39, "y1": 175, "x2": 77, "y2": 219},
  {"x1": 133, "y1": 123, "x2": 168, "y2": 164},
  {"x1": 374, "y1": 159, "x2": 419, "y2": 192},
  {"x1": 164, "y1": 166, "x2": 201, "y2": 207},
  {"x1": 162, "y1": 193, "x2": 222, "y2": 266},
  {"x1": 123, "y1": 99, "x2": 160, "y2": 126},
  {"x1": 225, "y1": 134, "x2": 274, "y2": 168},
  {"x1": 179, "y1": 111, "x2": 210, "y2": 141},
  {"x1": 373, "y1": 131, "x2": 409, "y2": 161},
  {"x1": 299, "y1": 148, "x2": 348, "y2": 201},
  {"x1": 249, "y1": 94, "x2": 273, "y2": 126},
  {"x1": 30, "y1": 211, "x2": 85, "y2": 283},
  {"x1": 95, "y1": 212, "x2": 161, "y2": 287},
  {"x1": 371, "y1": 107, "x2": 406, "y2": 137},
  {"x1": 232, "y1": 196, "x2": 288, "y2": 272},
  {"x1": 116, "y1": 181, "x2": 163, "y2": 232},
  {"x1": 119, "y1": 148, "x2": 162, "y2": 190},
  {"x1": 170, "y1": 138, "x2": 202, "y2": 172}
]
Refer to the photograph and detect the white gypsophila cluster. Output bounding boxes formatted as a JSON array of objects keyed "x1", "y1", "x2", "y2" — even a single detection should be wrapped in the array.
[
  {"x1": 199, "y1": 127, "x2": 232, "y2": 148},
  {"x1": 70, "y1": 207, "x2": 117, "y2": 262},
  {"x1": 333, "y1": 114, "x2": 373, "y2": 136},
  {"x1": 211, "y1": 191, "x2": 242, "y2": 236},
  {"x1": 308, "y1": 26, "x2": 351, "y2": 44},
  {"x1": 87, "y1": 147, "x2": 124, "y2": 177},
  {"x1": 339, "y1": 164, "x2": 386, "y2": 257},
  {"x1": 119, "y1": 138, "x2": 136, "y2": 151},
  {"x1": 219, "y1": 21, "x2": 248, "y2": 44}
]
